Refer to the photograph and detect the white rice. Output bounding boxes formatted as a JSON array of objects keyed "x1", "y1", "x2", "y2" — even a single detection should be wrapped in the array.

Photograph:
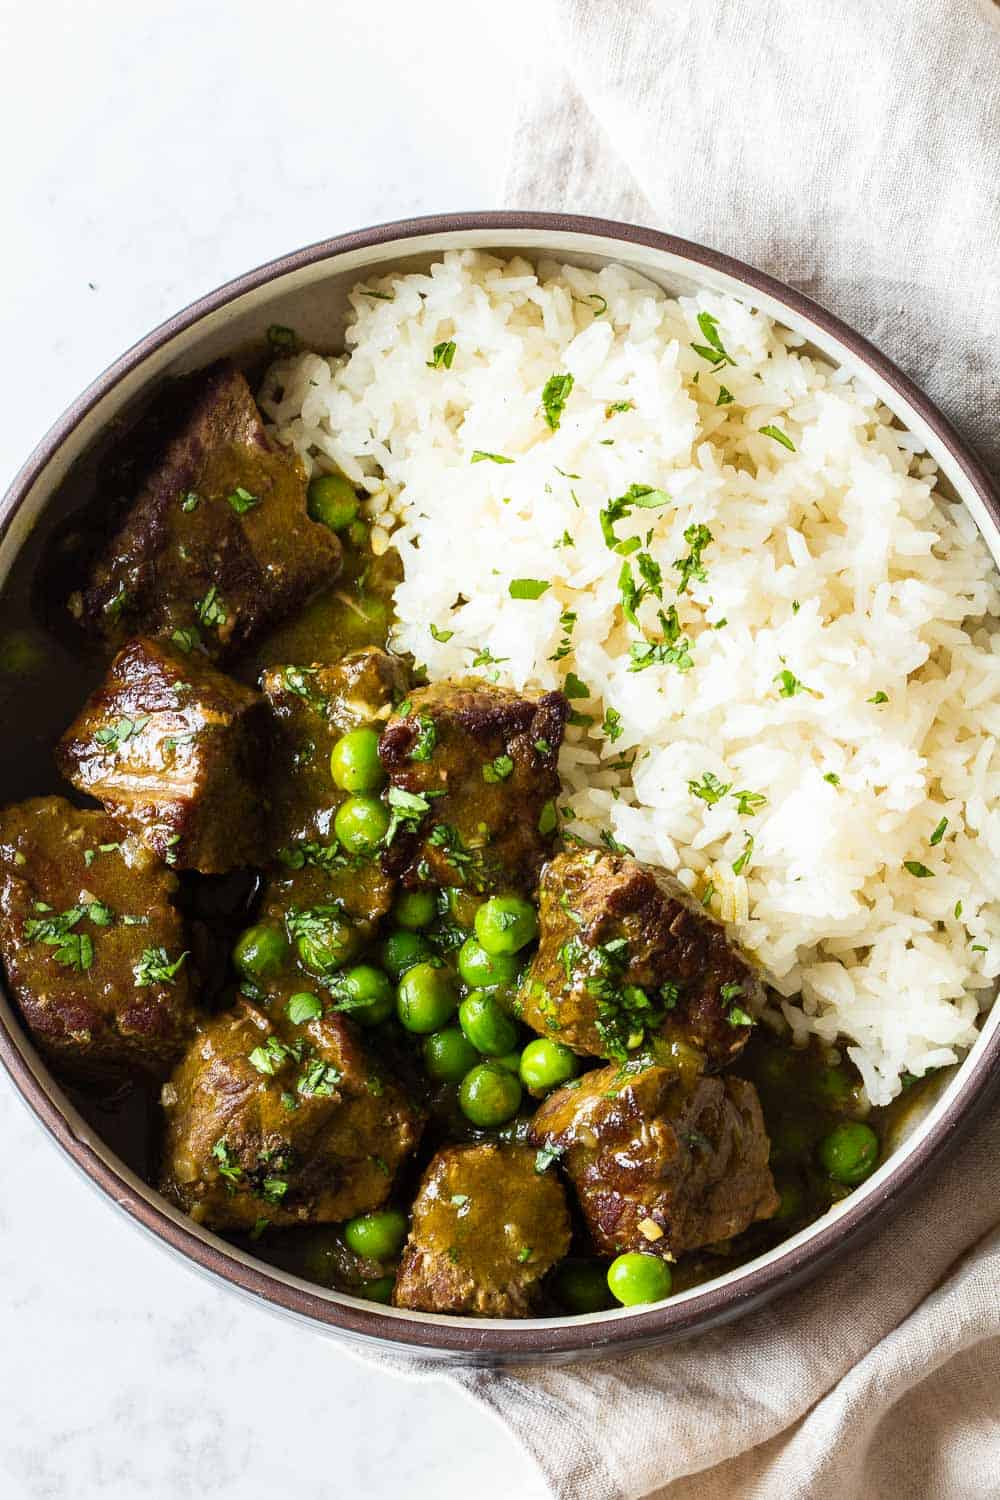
[{"x1": 260, "y1": 250, "x2": 1000, "y2": 1105}]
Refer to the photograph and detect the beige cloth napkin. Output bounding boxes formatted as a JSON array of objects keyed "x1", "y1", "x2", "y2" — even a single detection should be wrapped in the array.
[{"x1": 432, "y1": 4, "x2": 1000, "y2": 1496}]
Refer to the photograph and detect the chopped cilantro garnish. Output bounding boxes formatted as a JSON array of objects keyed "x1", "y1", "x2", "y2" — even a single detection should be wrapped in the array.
[
  {"x1": 170, "y1": 625, "x2": 201, "y2": 654},
  {"x1": 287, "y1": 992, "x2": 323, "y2": 1025},
  {"x1": 823, "y1": 772, "x2": 840, "y2": 786},
  {"x1": 534, "y1": 1143, "x2": 564, "y2": 1173},
  {"x1": 904, "y1": 860, "x2": 934, "y2": 878},
  {"x1": 482, "y1": 754, "x2": 514, "y2": 784},
  {"x1": 227, "y1": 485, "x2": 259, "y2": 515},
  {"x1": 691, "y1": 311, "x2": 735, "y2": 369},
  {"x1": 715, "y1": 386, "x2": 735, "y2": 406},
  {"x1": 732, "y1": 833, "x2": 755, "y2": 876},
  {"x1": 429, "y1": 623, "x2": 454, "y2": 642},
  {"x1": 689, "y1": 771, "x2": 732, "y2": 806},
  {"x1": 774, "y1": 668, "x2": 811, "y2": 698},
  {"x1": 605, "y1": 400, "x2": 634, "y2": 417},
  {"x1": 94, "y1": 715, "x2": 150, "y2": 750},
  {"x1": 179, "y1": 491, "x2": 200, "y2": 512},
  {"x1": 602, "y1": 707, "x2": 623, "y2": 743},
  {"x1": 563, "y1": 671, "x2": 590, "y2": 699},
  {"x1": 628, "y1": 607, "x2": 693, "y2": 673},
  {"x1": 427, "y1": 340, "x2": 456, "y2": 370},
  {"x1": 538, "y1": 800, "x2": 558, "y2": 835},
  {"x1": 673, "y1": 522, "x2": 713, "y2": 595},
  {"x1": 211, "y1": 1138, "x2": 242, "y2": 1184},
  {"x1": 868, "y1": 691, "x2": 889, "y2": 705},
  {"x1": 409, "y1": 715, "x2": 437, "y2": 763},
  {"x1": 541, "y1": 372, "x2": 575, "y2": 431},
  {"x1": 248, "y1": 1036, "x2": 293, "y2": 1076},
  {"x1": 509, "y1": 578, "x2": 551, "y2": 600},
  {"x1": 733, "y1": 789, "x2": 767, "y2": 815},
  {"x1": 133, "y1": 946, "x2": 188, "y2": 987},
  {"x1": 759, "y1": 424, "x2": 795, "y2": 451},
  {"x1": 599, "y1": 483, "x2": 671, "y2": 552},
  {"x1": 195, "y1": 585, "x2": 228, "y2": 629},
  {"x1": 471, "y1": 450, "x2": 514, "y2": 465}
]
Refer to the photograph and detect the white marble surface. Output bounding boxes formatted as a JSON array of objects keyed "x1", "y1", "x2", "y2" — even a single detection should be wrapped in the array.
[{"x1": 0, "y1": 3, "x2": 550, "y2": 1496}]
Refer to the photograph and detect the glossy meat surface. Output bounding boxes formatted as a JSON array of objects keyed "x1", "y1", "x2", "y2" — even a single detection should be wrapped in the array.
[
  {"x1": 73, "y1": 363, "x2": 341, "y2": 659},
  {"x1": 517, "y1": 850, "x2": 763, "y2": 1065},
  {"x1": 379, "y1": 680, "x2": 567, "y2": 893},
  {"x1": 0, "y1": 797, "x2": 195, "y2": 1077},
  {"x1": 531, "y1": 1061, "x2": 778, "y2": 1256},
  {"x1": 392, "y1": 1142, "x2": 571, "y2": 1316},
  {"x1": 56, "y1": 636, "x2": 270, "y2": 873},
  {"x1": 160, "y1": 992, "x2": 422, "y2": 1230}
]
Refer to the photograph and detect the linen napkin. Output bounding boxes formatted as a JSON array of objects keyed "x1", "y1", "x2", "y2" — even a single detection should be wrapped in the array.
[{"x1": 432, "y1": 3, "x2": 1000, "y2": 1496}]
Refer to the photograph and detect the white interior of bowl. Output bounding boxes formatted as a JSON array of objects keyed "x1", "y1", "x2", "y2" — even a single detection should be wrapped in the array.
[{"x1": 3, "y1": 224, "x2": 998, "y2": 1341}]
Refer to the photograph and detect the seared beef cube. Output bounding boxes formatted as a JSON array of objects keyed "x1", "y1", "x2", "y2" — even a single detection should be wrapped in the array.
[
  {"x1": 518, "y1": 850, "x2": 763, "y2": 1067},
  {"x1": 530, "y1": 1061, "x2": 778, "y2": 1257},
  {"x1": 261, "y1": 647, "x2": 408, "y2": 853},
  {"x1": 392, "y1": 1142, "x2": 571, "y2": 1317},
  {"x1": 160, "y1": 993, "x2": 421, "y2": 1231},
  {"x1": 258, "y1": 850, "x2": 396, "y2": 957},
  {"x1": 0, "y1": 797, "x2": 196, "y2": 1078},
  {"x1": 72, "y1": 362, "x2": 341, "y2": 660},
  {"x1": 56, "y1": 636, "x2": 269, "y2": 874},
  {"x1": 378, "y1": 681, "x2": 568, "y2": 893}
]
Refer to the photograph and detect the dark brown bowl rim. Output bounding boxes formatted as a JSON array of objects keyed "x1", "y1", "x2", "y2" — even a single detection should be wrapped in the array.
[{"x1": 2, "y1": 210, "x2": 999, "y2": 1362}]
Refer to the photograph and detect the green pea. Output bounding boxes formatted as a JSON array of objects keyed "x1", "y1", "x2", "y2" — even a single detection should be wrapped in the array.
[
  {"x1": 607, "y1": 1252, "x2": 672, "y2": 1307},
  {"x1": 379, "y1": 929, "x2": 433, "y2": 979},
  {"x1": 423, "y1": 1026, "x2": 480, "y2": 1084},
  {"x1": 343, "y1": 1209, "x2": 408, "y2": 1261},
  {"x1": 772, "y1": 1173, "x2": 805, "y2": 1221},
  {"x1": 519, "y1": 1037, "x2": 579, "y2": 1096},
  {"x1": 331, "y1": 964, "x2": 394, "y2": 1025},
  {"x1": 294, "y1": 912, "x2": 360, "y2": 976},
  {"x1": 334, "y1": 794, "x2": 390, "y2": 854},
  {"x1": 457, "y1": 935, "x2": 519, "y2": 990},
  {"x1": 392, "y1": 889, "x2": 437, "y2": 930},
  {"x1": 233, "y1": 923, "x2": 290, "y2": 981},
  {"x1": 553, "y1": 1259, "x2": 613, "y2": 1314},
  {"x1": 361, "y1": 1274, "x2": 395, "y2": 1304},
  {"x1": 307, "y1": 472, "x2": 360, "y2": 532},
  {"x1": 346, "y1": 518, "x2": 369, "y2": 549},
  {"x1": 474, "y1": 894, "x2": 539, "y2": 956},
  {"x1": 815, "y1": 1065, "x2": 854, "y2": 1106},
  {"x1": 299, "y1": 1230, "x2": 341, "y2": 1285},
  {"x1": 330, "y1": 728, "x2": 385, "y2": 793},
  {"x1": 458, "y1": 991, "x2": 519, "y2": 1057},
  {"x1": 458, "y1": 1062, "x2": 522, "y2": 1127},
  {"x1": 397, "y1": 961, "x2": 458, "y2": 1034},
  {"x1": 817, "y1": 1121, "x2": 879, "y2": 1185}
]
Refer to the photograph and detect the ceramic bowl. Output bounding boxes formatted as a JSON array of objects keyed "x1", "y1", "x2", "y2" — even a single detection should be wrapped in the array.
[{"x1": 2, "y1": 212, "x2": 998, "y2": 1364}]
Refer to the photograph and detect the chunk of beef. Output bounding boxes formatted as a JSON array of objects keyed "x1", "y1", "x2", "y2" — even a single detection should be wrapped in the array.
[
  {"x1": 517, "y1": 850, "x2": 763, "y2": 1067},
  {"x1": 392, "y1": 1142, "x2": 571, "y2": 1317},
  {"x1": 378, "y1": 681, "x2": 568, "y2": 893},
  {"x1": 261, "y1": 647, "x2": 408, "y2": 853},
  {"x1": 56, "y1": 636, "x2": 270, "y2": 874},
  {"x1": 257, "y1": 847, "x2": 395, "y2": 954},
  {"x1": 160, "y1": 992, "x2": 422, "y2": 1230},
  {"x1": 530, "y1": 1061, "x2": 778, "y2": 1257},
  {"x1": 71, "y1": 362, "x2": 341, "y2": 660},
  {"x1": 0, "y1": 797, "x2": 196, "y2": 1078}
]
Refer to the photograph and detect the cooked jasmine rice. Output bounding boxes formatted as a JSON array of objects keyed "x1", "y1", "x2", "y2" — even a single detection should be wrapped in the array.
[{"x1": 260, "y1": 250, "x2": 1000, "y2": 1105}]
